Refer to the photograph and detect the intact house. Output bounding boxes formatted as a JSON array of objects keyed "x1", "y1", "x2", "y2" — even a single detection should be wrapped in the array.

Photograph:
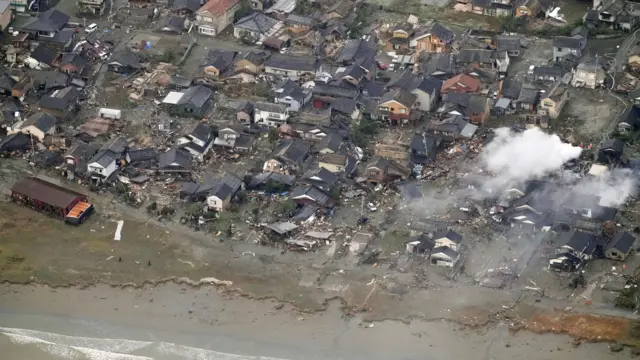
[
  {"x1": 263, "y1": 139, "x2": 310, "y2": 174},
  {"x1": 161, "y1": 85, "x2": 214, "y2": 118},
  {"x1": 195, "y1": 0, "x2": 240, "y2": 37},
  {"x1": 0, "y1": 0, "x2": 11, "y2": 30},
  {"x1": 537, "y1": 82, "x2": 568, "y2": 119},
  {"x1": 532, "y1": 66, "x2": 562, "y2": 82},
  {"x1": 440, "y1": 73, "x2": 482, "y2": 94},
  {"x1": 555, "y1": 230, "x2": 598, "y2": 261},
  {"x1": 517, "y1": 84, "x2": 542, "y2": 112},
  {"x1": 20, "y1": 9, "x2": 76, "y2": 51},
  {"x1": 366, "y1": 157, "x2": 411, "y2": 184},
  {"x1": 605, "y1": 231, "x2": 635, "y2": 261},
  {"x1": 552, "y1": 36, "x2": 586, "y2": 63},
  {"x1": 430, "y1": 246, "x2": 460, "y2": 268},
  {"x1": 177, "y1": 122, "x2": 214, "y2": 161},
  {"x1": 387, "y1": 71, "x2": 442, "y2": 112},
  {"x1": 264, "y1": 54, "x2": 318, "y2": 80},
  {"x1": 203, "y1": 49, "x2": 236, "y2": 78},
  {"x1": 274, "y1": 80, "x2": 310, "y2": 111},
  {"x1": 233, "y1": 12, "x2": 282, "y2": 44},
  {"x1": 107, "y1": 49, "x2": 142, "y2": 74},
  {"x1": 254, "y1": 101, "x2": 290, "y2": 127},
  {"x1": 39, "y1": 86, "x2": 79, "y2": 119},
  {"x1": 19, "y1": 112, "x2": 56, "y2": 141},
  {"x1": 618, "y1": 105, "x2": 640, "y2": 132},
  {"x1": 385, "y1": 22, "x2": 413, "y2": 51},
  {"x1": 411, "y1": 23, "x2": 455, "y2": 53},
  {"x1": 495, "y1": 35, "x2": 521, "y2": 57},
  {"x1": 169, "y1": 0, "x2": 202, "y2": 15},
  {"x1": 571, "y1": 61, "x2": 605, "y2": 89},
  {"x1": 378, "y1": 89, "x2": 417, "y2": 125},
  {"x1": 206, "y1": 173, "x2": 245, "y2": 212},
  {"x1": 87, "y1": 137, "x2": 128, "y2": 184}
]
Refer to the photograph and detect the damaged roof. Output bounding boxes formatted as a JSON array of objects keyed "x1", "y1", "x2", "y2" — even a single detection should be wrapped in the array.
[
  {"x1": 234, "y1": 12, "x2": 280, "y2": 35},
  {"x1": 177, "y1": 85, "x2": 213, "y2": 109},
  {"x1": 275, "y1": 138, "x2": 310, "y2": 164}
]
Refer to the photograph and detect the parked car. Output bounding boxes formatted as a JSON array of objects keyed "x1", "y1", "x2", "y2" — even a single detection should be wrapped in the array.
[
  {"x1": 85, "y1": 23, "x2": 98, "y2": 33},
  {"x1": 367, "y1": 203, "x2": 377, "y2": 212}
]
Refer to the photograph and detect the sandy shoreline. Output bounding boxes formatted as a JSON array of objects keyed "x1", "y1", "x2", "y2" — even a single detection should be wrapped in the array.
[{"x1": 0, "y1": 283, "x2": 631, "y2": 360}]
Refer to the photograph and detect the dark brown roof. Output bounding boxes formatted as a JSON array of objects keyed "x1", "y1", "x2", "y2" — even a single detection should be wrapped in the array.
[{"x1": 11, "y1": 177, "x2": 86, "y2": 209}]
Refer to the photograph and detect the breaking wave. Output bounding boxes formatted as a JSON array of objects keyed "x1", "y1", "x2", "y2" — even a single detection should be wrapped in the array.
[{"x1": 0, "y1": 326, "x2": 292, "y2": 360}]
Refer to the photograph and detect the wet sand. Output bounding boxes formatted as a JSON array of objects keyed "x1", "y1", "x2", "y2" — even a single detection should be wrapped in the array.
[{"x1": 0, "y1": 284, "x2": 629, "y2": 360}]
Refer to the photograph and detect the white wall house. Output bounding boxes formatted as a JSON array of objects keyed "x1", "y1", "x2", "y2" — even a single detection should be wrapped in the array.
[
  {"x1": 87, "y1": 150, "x2": 118, "y2": 182},
  {"x1": 254, "y1": 101, "x2": 289, "y2": 127}
]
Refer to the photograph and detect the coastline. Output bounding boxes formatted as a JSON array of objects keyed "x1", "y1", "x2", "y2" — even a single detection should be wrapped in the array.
[{"x1": 0, "y1": 283, "x2": 631, "y2": 360}]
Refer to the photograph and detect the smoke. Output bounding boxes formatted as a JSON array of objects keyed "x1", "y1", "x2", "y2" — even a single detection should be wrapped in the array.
[
  {"x1": 403, "y1": 127, "x2": 636, "y2": 221},
  {"x1": 480, "y1": 127, "x2": 582, "y2": 189},
  {"x1": 573, "y1": 168, "x2": 636, "y2": 207}
]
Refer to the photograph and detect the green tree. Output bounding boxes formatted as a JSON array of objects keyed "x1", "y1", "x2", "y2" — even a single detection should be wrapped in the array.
[
  {"x1": 264, "y1": 179, "x2": 286, "y2": 193},
  {"x1": 279, "y1": 199, "x2": 298, "y2": 216},
  {"x1": 268, "y1": 127, "x2": 280, "y2": 146},
  {"x1": 329, "y1": 186, "x2": 341, "y2": 201}
]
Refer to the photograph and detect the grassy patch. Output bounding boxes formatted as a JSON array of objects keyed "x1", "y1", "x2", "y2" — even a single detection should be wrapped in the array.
[{"x1": 380, "y1": 230, "x2": 411, "y2": 255}]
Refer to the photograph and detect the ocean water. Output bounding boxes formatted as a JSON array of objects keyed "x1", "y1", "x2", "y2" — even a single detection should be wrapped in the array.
[{"x1": 0, "y1": 327, "x2": 291, "y2": 360}]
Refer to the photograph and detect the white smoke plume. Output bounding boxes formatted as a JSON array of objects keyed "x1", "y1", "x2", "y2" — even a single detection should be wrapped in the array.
[
  {"x1": 573, "y1": 168, "x2": 636, "y2": 207},
  {"x1": 480, "y1": 127, "x2": 582, "y2": 189}
]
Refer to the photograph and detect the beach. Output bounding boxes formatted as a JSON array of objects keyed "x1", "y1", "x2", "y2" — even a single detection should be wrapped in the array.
[{"x1": 0, "y1": 283, "x2": 630, "y2": 360}]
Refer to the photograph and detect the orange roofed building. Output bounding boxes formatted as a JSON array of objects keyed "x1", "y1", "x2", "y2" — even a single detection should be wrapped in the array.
[
  {"x1": 196, "y1": 0, "x2": 241, "y2": 37},
  {"x1": 440, "y1": 73, "x2": 482, "y2": 94}
]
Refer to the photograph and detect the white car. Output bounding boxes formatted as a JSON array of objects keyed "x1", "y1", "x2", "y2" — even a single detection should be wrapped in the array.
[
  {"x1": 85, "y1": 23, "x2": 98, "y2": 33},
  {"x1": 367, "y1": 203, "x2": 377, "y2": 212}
]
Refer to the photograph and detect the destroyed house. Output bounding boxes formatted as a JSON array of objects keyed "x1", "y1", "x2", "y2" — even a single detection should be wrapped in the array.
[
  {"x1": 302, "y1": 167, "x2": 338, "y2": 191},
  {"x1": 248, "y1": 172, "x2": 295, "y2": 191},
  {"x1": 409, "y1": 133, "x2": 441, "y2": 165},
  {"x1": 502, "y1": 190, "x2": 554, "y2": 229},
  {"x1": 290, "y1": 185, "x2": 334, "y2": 208},
  {"x1": 178, "y1": 122, "x2": 214, "y2": 161},
  {"x1": 107, "y1": 49, "x2": 142, "y2": 74},
  {"x1": 206, "y1": 173, "x2": 245, "y2": 212},
  {"x1": 555, "y1": 194, "x2": 617, "y2": 234},
  {"x1": 20, "y1": 112, "x2": 57, "y2": 142},
  {"x1": 158, "y1": 148, "x2": 192, "y2": 172},
  {"x1": 38, "y1": 86, "x2": 79, "y2": 119},
  {"x1": 555, "y1": 230, "x2": 599, "y2": 260},
  {"x1": 263, "y1": 139, "x2": 310, "y2": 173},
  {"x1": 203, "y1": 49, "x2": 236, "y2": 77},
  {"x1": 618, "y1": 105, "x2": 640, "y2": 132},
  {"x1": 126, "y1": 148, "x2": 158, "y2": 165},
  {"x1": 336, "y1": 38, "x2": 377, "y2": 65},
  {"x1": 366, "y1": 157, "x2": 410, "y2": 184},
  {"x1": 424, "y1": 115, "x2": 477, "y2": 140},
  {"x1": 598, "y1": 138, "x2": 624, "y2": 163}
]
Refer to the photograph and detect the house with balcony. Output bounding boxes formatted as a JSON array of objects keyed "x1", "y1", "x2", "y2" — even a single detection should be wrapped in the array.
[
  {"x1": 377, "y1": 89, "x2": 417, "y2": 125},
  {"x1": 195, "y1": 0, "x2": 240, "y2": 37},
  {"x1": 254, "y1": 101, "x2": 290, "y2": 127},
  {"x1": 177, "y1": 122, "x2": 215, "y2": 161},
  {"x1": 274, "y1": 80, "x2": 310, "y2": 112},
  {"x1": 537, "y1": 82, "x2": 568, "y2": 119}
]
